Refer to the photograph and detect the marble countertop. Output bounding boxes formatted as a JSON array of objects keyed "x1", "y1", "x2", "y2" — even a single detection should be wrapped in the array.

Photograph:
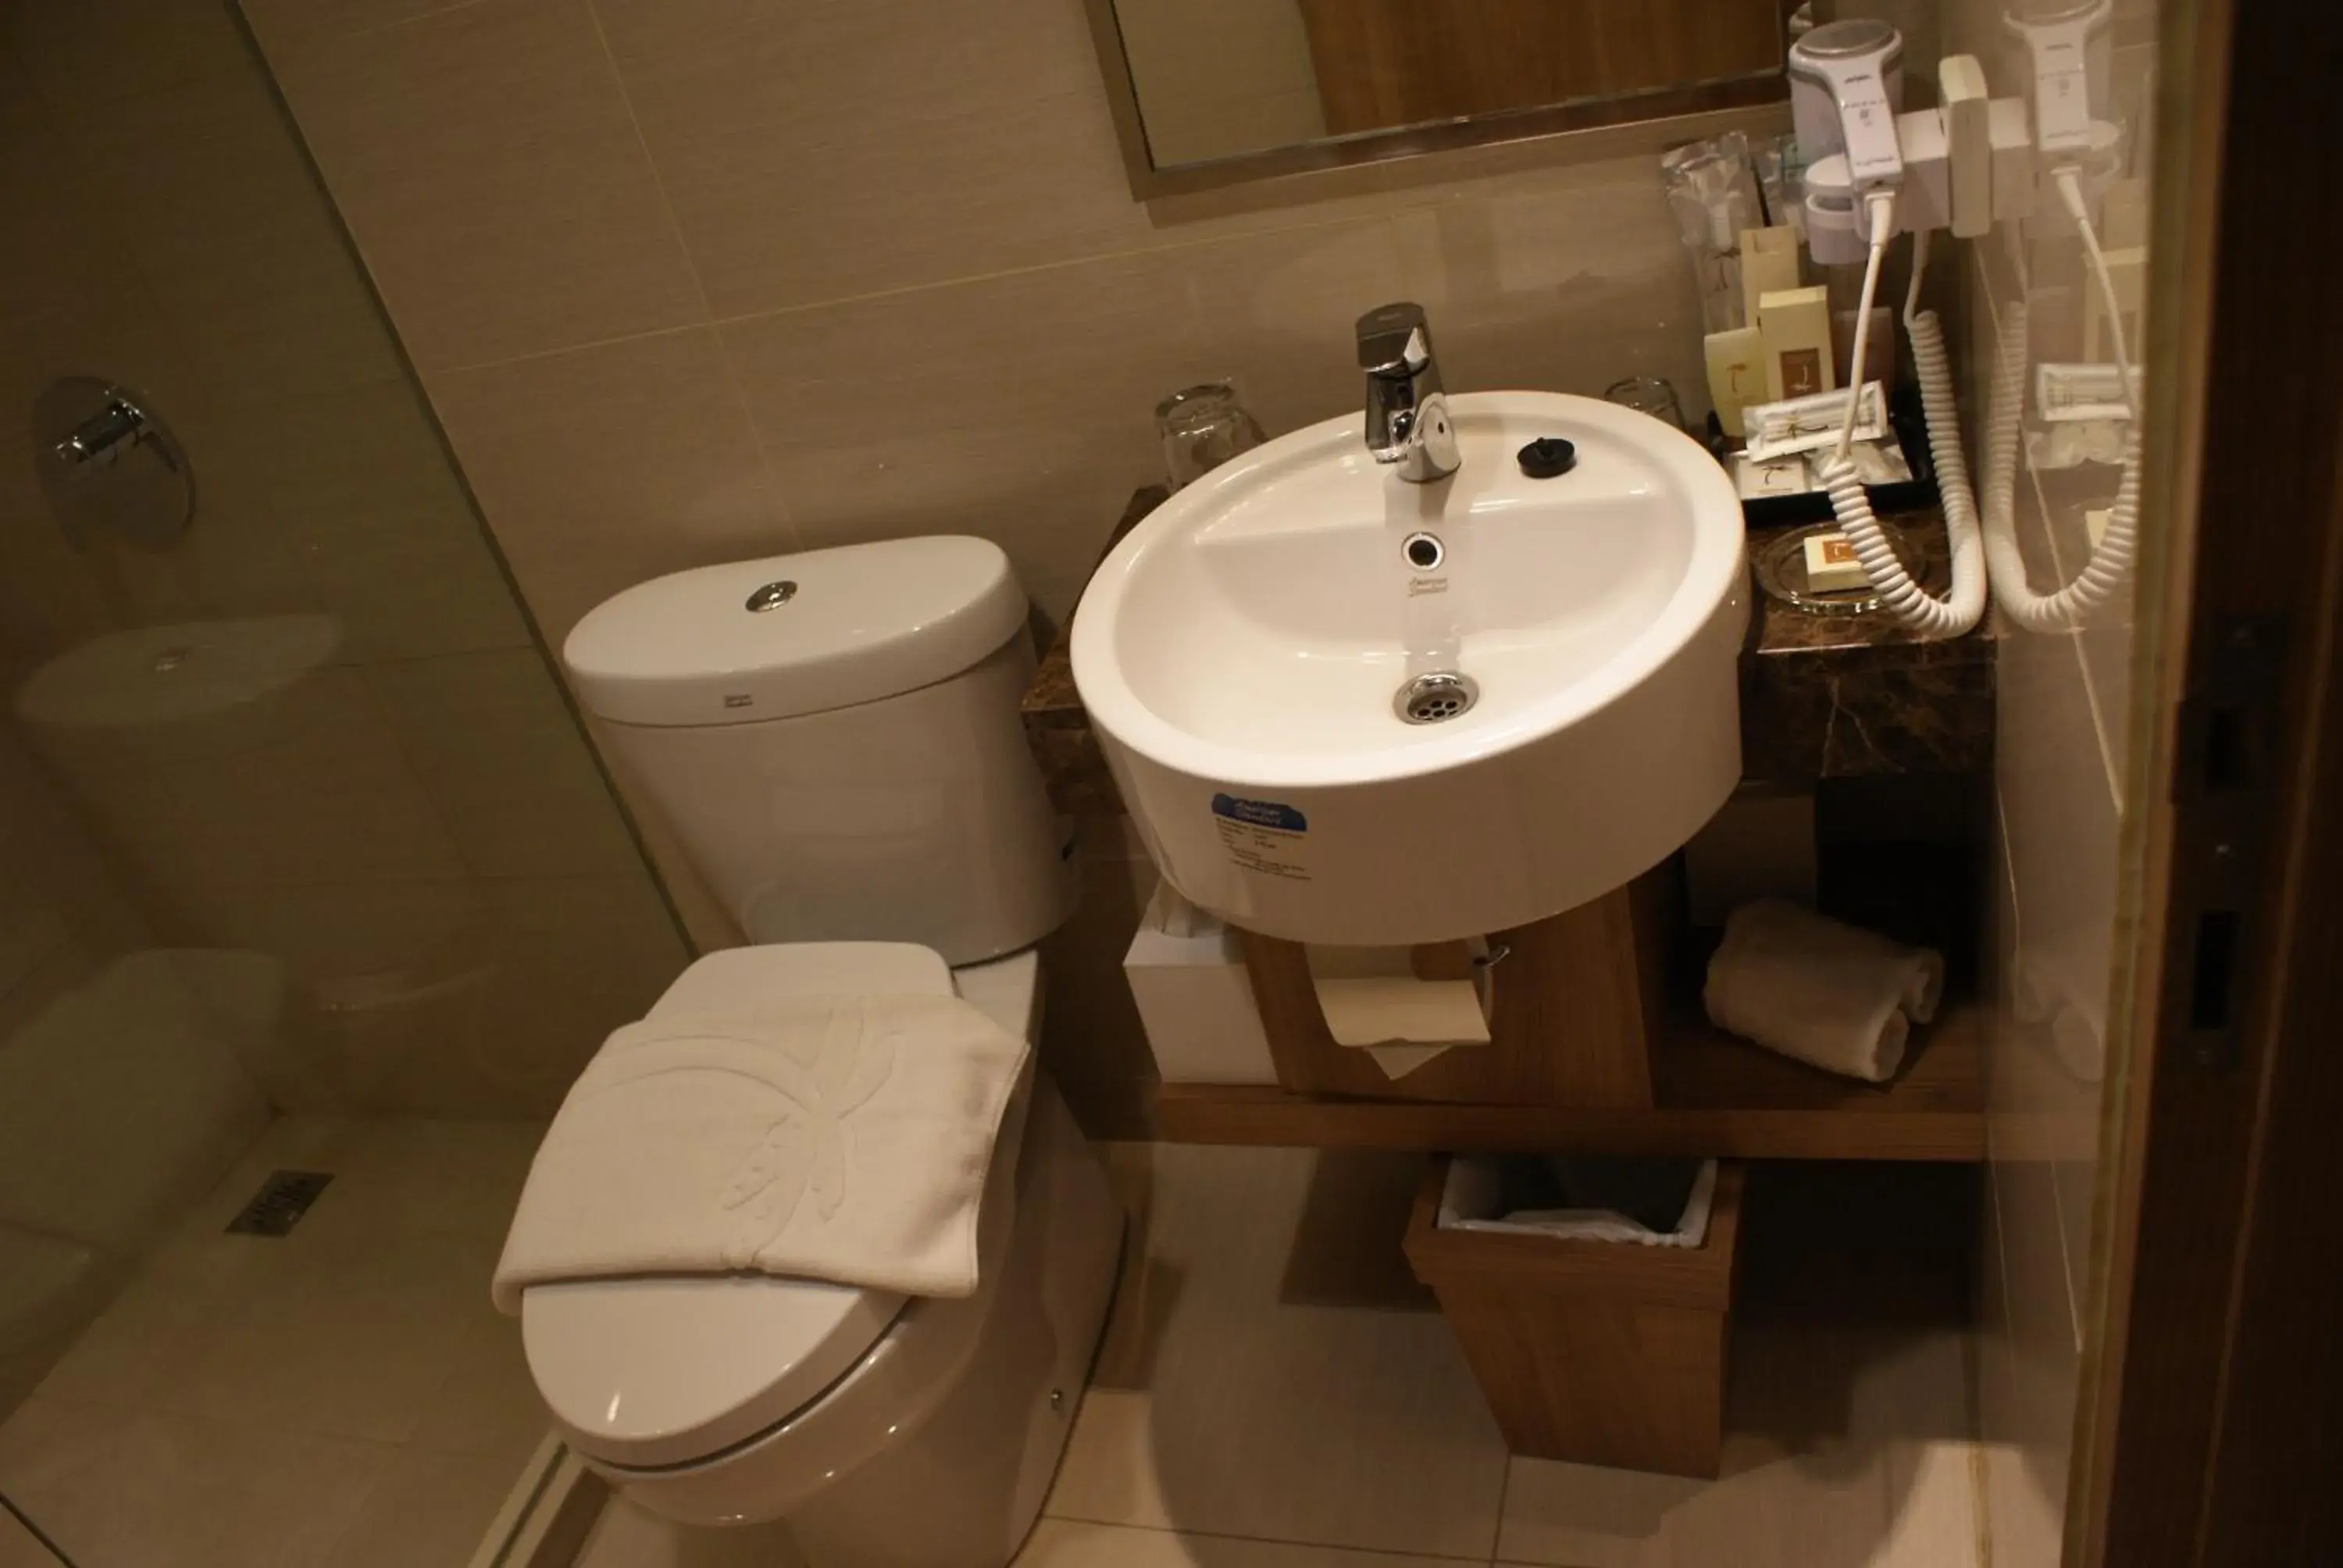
[{"x1": 1022, "y1": 487, "x2": 1995, "y2": 813}]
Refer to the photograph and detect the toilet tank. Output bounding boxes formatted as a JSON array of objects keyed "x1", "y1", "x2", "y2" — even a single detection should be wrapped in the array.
[{"x1": 563, "y1": 538, "x2": 1075, "y2": 964}]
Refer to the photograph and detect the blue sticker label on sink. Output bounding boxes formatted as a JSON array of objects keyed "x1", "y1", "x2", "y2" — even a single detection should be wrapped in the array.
[
  {"x1": 1211, "y1": 795, "x2": 1307, "y2": 832},
  {"x1": 1211, "y1": 796, "x2": 1312, "y2": 882}
]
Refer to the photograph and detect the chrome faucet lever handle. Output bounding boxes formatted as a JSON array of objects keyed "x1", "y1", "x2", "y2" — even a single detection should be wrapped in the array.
[
  {"x1": 1356, "y1": 302, "x2": 1460, "y2": 483},
  {"x1": 1355, "y1": 302, "x2": 1432, "y2": 376}
]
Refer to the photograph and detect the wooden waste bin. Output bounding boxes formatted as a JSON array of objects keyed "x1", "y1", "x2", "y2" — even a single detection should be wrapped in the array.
[{"x1": 1403, "y1": 1158, "x2": 1745, "y2": 1478}]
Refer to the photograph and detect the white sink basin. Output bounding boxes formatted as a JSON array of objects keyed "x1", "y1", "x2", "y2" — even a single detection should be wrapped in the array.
[{"x1": 1071, "y1": 391, "x2": 1749, "y2": 945}]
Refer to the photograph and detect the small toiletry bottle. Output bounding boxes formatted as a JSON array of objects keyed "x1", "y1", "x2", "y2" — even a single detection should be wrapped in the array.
[
  {"x1": 1757, "y1": 286, "x2": 1837, "y2": 402},
  {"x1": 1663, "y1": 136, "x2": 1763, "y2": 333},
  {"x1": 1739, "y1": 227, "x2": 1803, "y2": 329},
  {"x1": 1704, "y1": 327, "x2": 1766, "y2": 438}
]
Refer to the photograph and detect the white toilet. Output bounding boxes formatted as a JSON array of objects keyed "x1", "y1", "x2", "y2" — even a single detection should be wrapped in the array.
[{"x1": 525, "y1": 536, "x2": 1125, "y2": 1566}]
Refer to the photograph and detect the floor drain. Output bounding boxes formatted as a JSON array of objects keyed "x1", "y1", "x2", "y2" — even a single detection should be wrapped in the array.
[
  {"x1": 1395, "y1": 672, "x2": 1478, "y2": 724},
  {"x1": 226, "y1": 1171, "x2": 333, "y2": 1236}
]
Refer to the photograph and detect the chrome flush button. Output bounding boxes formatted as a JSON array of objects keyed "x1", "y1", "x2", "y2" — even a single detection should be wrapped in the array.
[{"x1": 745, "y1": 580, "x2": 797, "y2": 612}]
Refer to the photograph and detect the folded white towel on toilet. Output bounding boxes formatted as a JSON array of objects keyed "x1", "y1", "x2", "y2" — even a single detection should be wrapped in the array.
[
  {"x1": 491, "y1": 994, "x2": 1030, "y2": 1313},
  {"x1": 1703, "y1": 900, "x2": 1944, "y2": 1082}
]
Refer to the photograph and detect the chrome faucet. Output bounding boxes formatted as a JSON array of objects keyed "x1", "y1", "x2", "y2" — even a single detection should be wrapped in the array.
[{"x1": 1356, "y1": 302, "x2": 1460, "y2": 482}]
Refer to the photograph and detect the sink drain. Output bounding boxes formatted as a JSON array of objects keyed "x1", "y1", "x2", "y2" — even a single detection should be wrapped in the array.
[{"x1": 1395, "y1": 672, "x2": 1478, "y2": 724}]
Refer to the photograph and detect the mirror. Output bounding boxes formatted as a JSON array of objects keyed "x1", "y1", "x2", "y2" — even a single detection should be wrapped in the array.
[{"x1": 1086, "y1": 0, "x2": 1797, "y2": 197}]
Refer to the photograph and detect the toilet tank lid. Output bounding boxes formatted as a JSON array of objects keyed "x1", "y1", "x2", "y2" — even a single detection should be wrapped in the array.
[{"x1": 563, "y1": 536, "x2": 1028, "y2": 727}]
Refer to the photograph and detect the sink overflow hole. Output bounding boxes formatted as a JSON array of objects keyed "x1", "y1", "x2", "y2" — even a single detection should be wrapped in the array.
[
  {"x1": 1396, "y1": 672, "x2": 1478, "y2": 724},
  {"x1": 1402, "y1": 532, "x2": 1445, "y2": 571}
]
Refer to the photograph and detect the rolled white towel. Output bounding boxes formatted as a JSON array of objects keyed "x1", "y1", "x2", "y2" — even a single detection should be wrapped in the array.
[{"x1": 1703, "y1": 900, "x2": 1945, "y2": 1082}]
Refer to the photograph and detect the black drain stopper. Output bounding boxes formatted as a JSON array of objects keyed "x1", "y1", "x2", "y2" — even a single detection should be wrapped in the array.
[{"x1": 1517, "y1": 437, "x2": 1577, "y2": 479}]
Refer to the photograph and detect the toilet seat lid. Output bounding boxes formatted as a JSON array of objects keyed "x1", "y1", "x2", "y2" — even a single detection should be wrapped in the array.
[{"x1": 521, "y1": 943, "x2": 954, "y2": 1470}]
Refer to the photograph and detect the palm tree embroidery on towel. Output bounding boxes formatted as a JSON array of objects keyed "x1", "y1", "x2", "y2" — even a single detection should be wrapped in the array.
[{"x1": 711, "y1": 1003, "x2": 901, "y2": 1266}]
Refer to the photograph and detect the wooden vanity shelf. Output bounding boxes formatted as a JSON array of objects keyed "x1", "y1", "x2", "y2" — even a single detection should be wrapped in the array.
[
  {"x1": 1162, "y1": 855, "x2": 1985, "y2": 1163},
  {"x1": 1238, "y1": 870, "x2": 1676, "y2": 1111},
  {"x1": 1153, "y1": 1000, "x2": 1985, "y2": 1162}
]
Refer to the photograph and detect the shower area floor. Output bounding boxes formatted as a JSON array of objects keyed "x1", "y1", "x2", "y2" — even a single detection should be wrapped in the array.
[{"x1": 0, "y1": 1116, "x2": 550, "y2": 1567}]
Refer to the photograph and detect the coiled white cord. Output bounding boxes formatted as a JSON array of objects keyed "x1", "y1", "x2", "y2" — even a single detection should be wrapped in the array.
[
  {"x1": 1815, "y1": 195, "x2": 1988, "y2": 639},
  {"x1": 1974, "y1": 168, "x2": 2143, "y2": 633}
]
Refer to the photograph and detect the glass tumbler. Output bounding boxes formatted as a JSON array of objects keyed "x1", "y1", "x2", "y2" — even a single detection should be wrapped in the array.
[
  {"x1": 1156, "y1": 383, "x2": 1265, "y2": 490},
  {"x1": 1603, "y1": 376, "x2": 1688, "y2": 432}
]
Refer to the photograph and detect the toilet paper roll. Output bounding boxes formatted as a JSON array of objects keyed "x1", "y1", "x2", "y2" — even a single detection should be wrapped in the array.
[{"x1": 1303, "y1": 940, "x2": 1493, "y2": 1049}]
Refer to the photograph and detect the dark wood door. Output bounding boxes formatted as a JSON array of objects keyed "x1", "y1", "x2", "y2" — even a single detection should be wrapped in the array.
[{"x1": 2076, "y1": 0, "x2": 2343, "y2": 1561}]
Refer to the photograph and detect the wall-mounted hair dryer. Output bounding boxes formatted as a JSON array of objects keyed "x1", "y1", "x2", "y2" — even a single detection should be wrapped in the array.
[
  {"x1": 2005, "y1": 0, "x2": 2114, "y2": 156},
  {"x1": 1788, "y1": 18, "x2": 1909, "y2": 195},
  {"x1": 1789, "y1": 20, "x2": 1989, "y2": 640},
  {"x1": 1976, "y1": 0, "x2": 2142, "y2": 633},
  {"x1": 1773, "y1": 2, "x2": 2143, "y2": 640}
]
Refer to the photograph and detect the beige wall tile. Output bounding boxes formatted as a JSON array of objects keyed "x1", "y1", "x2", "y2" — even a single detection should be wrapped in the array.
[
  {"x1": 0, "y1": 73, "x2": 213, "y2": 519},
  {"x1": 473, "y1": 871, "x2": 688, "y2": 1094},
  {"x1": 617, "y1": 795, "x2": 740, "y2": 955},
  {"x1": 1391, "y1": 169, "x2": 1709, "y2": 414},
  {"x1": 0, "y1": 58, "x2": 155, "y2": 342},
  {"x1": 0, "y1": 34, "x2": 316, "y2": 642},
  {"x1": 0, "y1": 726, "x2": 146, "y2": 976},
  {"x1": 55, "y1": 52, "x2": 408, "y2": 402},
  {"x1": 724, "y1": 250, "x2": 1269, "y2": 620},
  {"x1": 426, "y1": 326, "x2": 797, "y2": 647},
  {"x1": 28, "y1": 660, "x2": 462, "y2": 899},
  {"x1": 366, "y1": 648, "x2": 645, "y2": 880},
  {"x1": 273, "y1": 0, "x2": 705, "y2": 369},
  {"x1": 234, "y1": 869, "x2": 681, "y2": 1118},
  {"x1": 95, "y1": 397, "x2": 324, "y2": 629},
  {"x1": 2, "y1": 2, "x2": 251, "y2": 109},
  {"x1": 0, "y1": 428, "x2": 133, "y2": 665},
  {"x1": 194, "y1": 876, "x2": 487, "y2": 1011},
  {"x1": 1162, "y1": 218, "x2": 1407, "y2": 435},
  {"x1": 592, "y1": 0, "x2": 1155, "y2": 318},
  {"x1": 251, "y1": 380, "x2": 533, "y2": 658},
  {"x1": 241, "y1": 0, "x2": 495, "y2": 59},
  {"x1": 175, "y1": 863, "x2": 665, "y2": 1122}
]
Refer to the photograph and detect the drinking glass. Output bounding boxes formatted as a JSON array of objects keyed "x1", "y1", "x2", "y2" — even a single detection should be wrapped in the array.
[{"x1": 1156, "y1": 383, "x2": 1266, "y2": 490}]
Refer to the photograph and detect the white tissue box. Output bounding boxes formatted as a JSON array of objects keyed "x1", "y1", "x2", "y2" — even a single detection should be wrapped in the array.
[{"x1": 1122, "y1": 882, "x2": 1276, "y2": 1085}]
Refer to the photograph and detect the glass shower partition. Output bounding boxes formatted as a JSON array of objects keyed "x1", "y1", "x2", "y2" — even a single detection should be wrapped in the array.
[{"x1": 0, "y1": 4, "x2": 686, "y2": 1560}]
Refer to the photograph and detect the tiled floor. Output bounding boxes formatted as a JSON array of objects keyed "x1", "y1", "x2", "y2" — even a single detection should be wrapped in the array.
[
  {"x1": 0, "y1": 1115, "x2": 551, "y2": 1568},
  {"x1": 578, "y1": 1145, "x2": 1987, "y2": 1568}
]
